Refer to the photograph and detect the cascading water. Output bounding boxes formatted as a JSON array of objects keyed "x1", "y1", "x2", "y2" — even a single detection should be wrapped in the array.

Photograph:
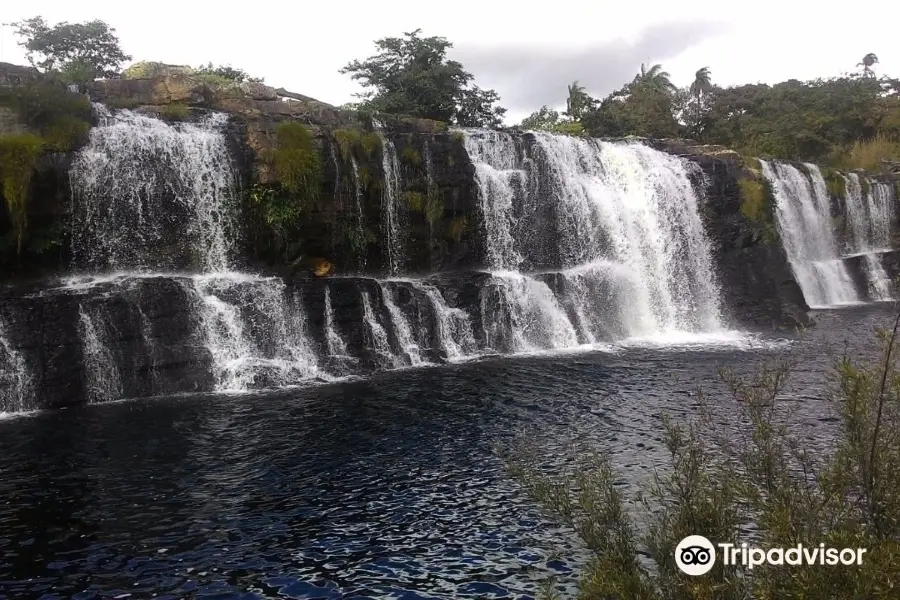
[
  {"x1": 844, "y1": 173, "x2": 893, "y2": 300},
  {"x1": 760, "y1": 160, "x2": 859, "y2": 307},
  {"x1": 323, "y1": 287, "x2": 350, "y2": 358},
  {"x1": 378, "y1": 282, "x2": 423, "y2": 366},
  {"x1": 462, "y1": 130, "x2": 727, "y2": 346},
  {"x1": 71, "y1": 107, "x2": 236, "y2": 273},
  {"x1": 408, "y1": 281, "x2": 478, "y2": 360},
  {"x1": 349, "y1": 157, "x2": 368, "y2": 271},
  {"x1": 0, "y1": 321, "x2": 31, "y2": 413},
  {"x1": 372, "y1": 119, "x2": 405, "y2": 274},
  {"x1": 361, "y1": 290, "x2": 398, "y2": 368},
  {"x1": 78, "y1": 304, "x2": 122, "y2": 403}
]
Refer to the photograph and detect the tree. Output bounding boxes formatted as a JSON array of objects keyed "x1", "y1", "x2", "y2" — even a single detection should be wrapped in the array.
[
  {"x1": 5, "y1": 16, "x2": 131, "y2": 81},
  {"x1": 689, "y1": 67, "x2": 713, "y2": 137},
  {"x1": 340, "y1": 29, "x2": 506, "y2": 126},
  {"x1": 859, "y1": 52, "x2": 879, "y2": 77},
  {"x1": 564, "y1": 80, "x2": 592, "y2": 121},
  {"x1": 635, "y1": 63, "x2": 676, "y2": 94},
  {"x1": 519, "y1": 105, "x2": 561, "y2": 130},
  {"x1": 195, "y1": 62, "x2": 264, "y2": 84}
]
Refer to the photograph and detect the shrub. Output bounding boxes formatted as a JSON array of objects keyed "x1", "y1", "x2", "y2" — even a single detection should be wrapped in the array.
[
  {"x1": 401, "y1": 145, "x2": 421, "y2": 165},
  {"x1": 0, "y1": 134, "x2": 45, "y2": 253},
  {"x1": 0, "y1": 81, "x2": 91, "y2": 132},
  {"x1": 360, "y1": 132, "x2": 381, "y2": 158},
  {"x1": 821, "y1": 167, "x2": 847, "y2": 199},
  {"x1": 332, "y1": 128, "x2": 361, "y2": 162},
  {"x1": 451, "y1": 130, "x2": 465, "y2": 143},
  {"x1": 846, "y1": 134, "x2": 900, "y2": 172},
  {"x1": 424, "y1": 192, "x2": 444, "y2": 225},
  {"x1": 272, "y1": 122, "x2": 322, "y2": 208},
  {"x1": 504, "y1": 315, "x2": 900, "y2": 599},
  {"x1": 43, "y1": 115, "x2": 90, "y2": 151},
  {"x1": 739, "y1": 177, "x2": 766, "y2": 223}
]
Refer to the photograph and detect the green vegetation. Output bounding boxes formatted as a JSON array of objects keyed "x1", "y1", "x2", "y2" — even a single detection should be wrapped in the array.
[
  {"x1": 6, "y1": 16, "x2": 131, "y2": 81},
  {"x1": 401, "y1": 145, "x2": 421, "y2": 165},
  {"x1": 332, "y1": 128, "x2": 362, "y2": 162},
  {"x1": 272, "y1": 122, "x2": 322, "y2": 208},
  {"x1": 518, "y1": 105, "x2": 586, "y2": 135},
  {"x1": 504, "y1": 318, "x2": 900, "y2": 598},
  {"x1": 360, "y1": 132, "x2": 381, "y2": 158},
  {"x1": 340, "y1": 29, "x2": 506, "y2": 127},
  {"x1": 424, "y1": 192, "x2": 444, "y2": 225},
  {"x1": 0, "y1": 134, "x2": 44, "y2": 253},
  {"x1": 451, "y1": 131, "x2": 465, "y2": 143},
  {"x1": 738, "y1": 176, "x2": 778, "y2": 244},
  {"x1": 194, "y1": 62, "x2": 264, "y2": 85},
  {"x1": 160, "y1": 103, "x2": 190, "y2": 121},
  {"x1": 447, "y1": 216, "x2": 467, "y2": 243},
  {"x1": 402, "y1": 191, "x2": 424, "y2": 211},
  {"x1": 842, "y1": 134, "x2": 900, "y2": 171}
]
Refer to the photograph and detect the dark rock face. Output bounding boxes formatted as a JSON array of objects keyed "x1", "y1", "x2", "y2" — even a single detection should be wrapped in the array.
[{"x1": 674, "y1": 149, "x2": 811, "y2": 330}]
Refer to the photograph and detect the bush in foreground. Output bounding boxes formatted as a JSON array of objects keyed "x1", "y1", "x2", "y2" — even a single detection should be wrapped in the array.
[{"x1": 504, "y1": 314, "x2": 900, "y2": 599}]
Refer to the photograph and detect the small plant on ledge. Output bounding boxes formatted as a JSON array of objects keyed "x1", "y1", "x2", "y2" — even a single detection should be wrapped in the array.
[
  {"x1": 272, "y1": 122, "x2": 322, "y2": 209},
  {"x1": 0, "y1": 133, "x2": 45, "y2": 254}
]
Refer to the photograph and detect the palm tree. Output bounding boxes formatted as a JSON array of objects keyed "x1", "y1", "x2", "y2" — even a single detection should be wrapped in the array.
[
  {"x1": 635, "y1": 63, "x2": 676, "y2": 94},
  {"x1": 857, "y1": 53, "x2": 879, "y2": 77},
  {"x1": 565, "y1": 80, "x2": 590, "y2": 121},
  {"x1": 689, "y1": 67, "x2": 712, "y2": 136}
]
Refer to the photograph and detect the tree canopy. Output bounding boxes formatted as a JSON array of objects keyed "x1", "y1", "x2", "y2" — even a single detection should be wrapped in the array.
[
  {"x1": 5, "y1": 16, "x2": 131, "y2": 82},
  {"x1": 340, "y1": 29, "x2": 506, "y2": 127}
]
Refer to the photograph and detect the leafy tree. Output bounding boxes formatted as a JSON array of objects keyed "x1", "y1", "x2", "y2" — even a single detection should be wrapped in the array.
[
  {"x1": 5, "y1": 16, "x2": 131, "y2": 81},
  {"x1": 564, "y1": 80, "x2": 592, "y2": 121},
  {"x1": 859, "y1": 52, "x2": 879, "y2": 77},
  {"x1": 582, "y1": 63, "x2": 680, "y2": 139},
  {"x1": 688, "y1": 67, "x2": 712, "y2": 136},
  {"x1": 634, "y1": 63, "x2": 676, "y2": 94},
  {"x1": 195, "y1": 62, "x2": 264, "y2": 84},
  {"x1": 340, "y1": 29, "x2": 506, "y2": 126}
]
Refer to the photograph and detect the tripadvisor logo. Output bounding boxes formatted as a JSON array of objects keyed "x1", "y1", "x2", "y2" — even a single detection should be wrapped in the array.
[{"x1": 675, "y1": 535, "x2": 868, "y2": 576}]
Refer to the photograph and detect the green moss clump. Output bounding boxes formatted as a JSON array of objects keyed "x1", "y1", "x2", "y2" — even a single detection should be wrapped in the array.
[
  {"x1": 273, "y1": 122, "x2": 322, "y2": 208},
  {"x1": 43, "y1": 116, "x2": 90, "y2": 151},
  {"x1": 360, "y1": 132, "x2": 381, "y2": 158},
  {"x1": 160, "y1": 103, "x2": 191, "y2": 121},
  {"x1": 401, "y1": 145, "x2": 421, "y2": 165},
  {"x1": 739, "y1": 178, "x2": 766, "y2": 223},
  {"x1": 332, "y1": 128, "x2": 362, "y2": 162},
  {"x1": 358, "y1": 165, "x2": 372, "y2": 189},
  {"x1": 742, "y1": 156, "x2": 762, "y2": 172},
  {"x1": 447, "y1": 216, "x2": 468, "y2": 243},
  {"x1": 424, "y1": 192, "x2": 444, "y2": 226},
  {"x1": 0, "y1": 134, "x2": 45, "y2": 253},
  {"x1": 402, "y1": 191, "x2": 424, "y2": 211},
  {"x1": 451, "y1": 131, "x2": 465, "y2": 143}
]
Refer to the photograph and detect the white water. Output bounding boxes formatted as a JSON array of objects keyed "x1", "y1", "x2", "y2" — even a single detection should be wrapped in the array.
[
  {"x1": 410, "y1": 281, "x2": 479, "y2": 360},
  {"x1": 78, "y1": 305, "x2": 123, "y2": 403},
  {"x1": 187, "y1": 274, "x2": 322, "y2": 392},
  {"x1": 463, "y1": 130, "x2": 726, "y2": 347},
  {"x1": 323, "y1": 287, "x2": 349, "y2": 358},
  {"x1": 378, "y1": 283, "x2": 423, "y2": 366},
  {"x1": 844, "y1": 173, "x2": 893, "y2": 300},
  {"x1": 361, "y1": 290, "x2": 398, "y2": 368},
  {"x1": 373, "y1": 119, "x2": 404, "y2": 274},
  {"x1": 349, "y1": 157, "x2": 367, "y2": 271},
  {"x1": 71, "y1": 107, "x2": 236, "y2": 272},
  {"x1": 760, "y1": 160, "x2": 859, "y2": 308},
  {"x1": 0, "y1": 320, "x2": 31, "y2": 413}
]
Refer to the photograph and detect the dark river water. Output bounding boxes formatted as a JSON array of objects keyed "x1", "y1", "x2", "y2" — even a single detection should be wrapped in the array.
[{"x1": 0, "y1": 305, "x2": 894, "y2": 600}]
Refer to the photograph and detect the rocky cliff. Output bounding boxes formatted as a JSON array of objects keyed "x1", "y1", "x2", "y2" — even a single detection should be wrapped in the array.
[{"x1": 6, "y1": 65, "x2": 899, "y2": 411}]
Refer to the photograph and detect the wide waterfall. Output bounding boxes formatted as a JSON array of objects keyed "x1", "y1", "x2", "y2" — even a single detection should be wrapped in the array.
[
  {"x1": 463, "y1": 130, "x2": 726, "y2": 346},
  {"x1": 760, "y1": 160, "x2": 860, "y2": 308},
  {"x1": 71, "y1": 106, "x2": 237, "y2": 272}
]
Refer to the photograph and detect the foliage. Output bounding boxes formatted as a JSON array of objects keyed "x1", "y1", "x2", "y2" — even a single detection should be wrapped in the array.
[
  {"x1": 332, "y1": 128, "x2": 362, "y2": 161},
  {"x1": 844, "y1": 134, "x2": 900, "y2": 171},
  {"x1": 0, "y1": 134, "x2": 44, "y2": 253},
  {"x1": 506, "y1": 318, "x2": 900, "y2": 599},
  {"x1": 340, "y1": 29, "x2": 506, "y2": 127},
  {"x1": 0, "y1": 81, "x2": 92, "y2": 133},
  {"x1": 821, "y1": 167, "x2": 847, "y2": 198},
  {"x1": 424, "y1": 192, "x2": 444, "y2": 225},
  {"x1": 565, "y1": 81, "x2": 593, "y2": 122},
  {"x1": 401, "y1": 145, "x2": 421, "y2": 165},
  {"x1": 272, "y1": 122, "x2": 322, "y2": 208},
  {"x1": 450, "y1": 131, "x2": 465, "y2": 143},
  {"x1": 361, "y1": 132, "x2": 381, "y2": 158},
  {"x1": 160, "y1": 103, "x2": 190, "y2": 121},
  {"x1": 5, "y1": 16, "x2": 131, "y2": 80},
  {"x1": 194, "y1": 62, "x2": 264, "y2": 84},
  {"x1": 402, "y1": 191, "x2": 424, "y2": 211},
  {"x1": 447, "y1": 216, "x2": 467, "y2": 242}
]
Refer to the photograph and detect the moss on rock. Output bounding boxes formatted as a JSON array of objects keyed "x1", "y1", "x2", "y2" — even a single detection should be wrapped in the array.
[
  {"x1": 0, "y1": 133, "x2": 44, "y2": 253},
  {"x1": 272, "y1": 122, "x2": 322, "y2": 208}
]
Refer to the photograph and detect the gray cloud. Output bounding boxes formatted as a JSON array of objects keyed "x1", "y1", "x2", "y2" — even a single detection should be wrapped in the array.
[{"x1": 451, "y1": 20, "x2": 729, "y2": 117}]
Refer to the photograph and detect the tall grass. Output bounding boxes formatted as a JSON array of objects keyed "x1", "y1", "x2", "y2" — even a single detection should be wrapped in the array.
[{"x1": 841, "y1": 134, "x2": 900, "y2": 172}]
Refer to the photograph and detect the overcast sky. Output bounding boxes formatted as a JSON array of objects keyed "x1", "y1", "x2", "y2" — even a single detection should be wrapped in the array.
[{"x1": 2, "y1": 1, "x2": 898, "y2": 124}]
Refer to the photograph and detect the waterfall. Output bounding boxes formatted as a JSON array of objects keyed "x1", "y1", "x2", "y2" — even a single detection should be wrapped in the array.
[
  {"x1": 760, "y1": 160, "x2": 859, "y2": 308},
  {"x1": 0, "y1": 321, "x2": 31, "y2": 413},
  {"x1": 71, "y1": 107, "x2": 237, "y2": 273},
  {"x1": 379, "y1": 282, "x2": 423, "y2": 366},
  {"x1": 323, "y1": 287, "x2": 349, "y2": 358},
  {"x1": 361, "y1": 290, "x2": 398, "y2": 368},
  {"x1": 79, "y1": 305, "x2": 123, "y2": 402},
  {"x1": 186, "y1": 274, "x2": 321, "y2": 391},
  {"x1": 844, "y1": 173, "x2": 893, "y2": 300},
  {"x1": 409, "y1": 281, "x2": 478, "y2": 360},
  {"x1": 462, "y1": 130, "x2": 726, "y2": 345},
  {"x1": 373, "y1": 119, "x2": 405, "y2": 274},
  {"x1": 349, "y1": 157, "x2": 367, "y2": 271}
]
